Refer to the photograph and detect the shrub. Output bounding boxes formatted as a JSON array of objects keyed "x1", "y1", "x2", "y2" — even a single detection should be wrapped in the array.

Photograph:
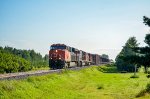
[
  {"x1": 97, "y1": 65, "x2": 118, "y2": 73},
  {"x1": 0, "y1": 51, "x2": 31, "y2": 73}
]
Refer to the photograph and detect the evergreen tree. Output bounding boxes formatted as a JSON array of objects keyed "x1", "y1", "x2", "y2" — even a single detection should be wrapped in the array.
[
  {"x1": 143, "y1": 16, "x2": 150, "y2": 27},
  {"x1": 133, "y1": 16, "x2": 150, "y2": 73},
  {"x1": 101, "y1": 54, "x2": 109, "y2": 59},
  {"x1": 115, "y1": 37, "x2": 139, "y2": 72}
]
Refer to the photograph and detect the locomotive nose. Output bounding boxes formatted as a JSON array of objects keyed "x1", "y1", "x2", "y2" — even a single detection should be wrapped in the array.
[{"x1": 51, "y1": 53, "x2": 62, "y2": 60}]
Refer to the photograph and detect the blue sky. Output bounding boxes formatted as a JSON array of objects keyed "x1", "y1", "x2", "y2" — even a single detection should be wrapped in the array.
[{"x1": 0, "y1": 0, "x2": 150, "y2": 60}]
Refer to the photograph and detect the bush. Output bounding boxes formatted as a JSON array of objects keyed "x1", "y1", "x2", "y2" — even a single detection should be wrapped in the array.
[
  {"x1": 105, "y1": 63, "x2": 115, "y2": 67},
  {"x1": 0, "y1": 46, "x2": 49, "y2": 72},
  {"x1": 97, "y1": 65, "x2": 118, "y2": 73},
  {"x1": 0, "y1": 51, "x2": 31, "y2": 73}
]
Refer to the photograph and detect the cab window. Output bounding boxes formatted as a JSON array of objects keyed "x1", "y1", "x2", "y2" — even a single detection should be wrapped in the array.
[{"x1": 50, "y1": 46, "x2": 66, "y2": 50}]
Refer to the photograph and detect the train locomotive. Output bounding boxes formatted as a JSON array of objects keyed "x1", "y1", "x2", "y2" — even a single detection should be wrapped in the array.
[{"x1": 49, "y1": 44, "x2": 110, "y2": 69}]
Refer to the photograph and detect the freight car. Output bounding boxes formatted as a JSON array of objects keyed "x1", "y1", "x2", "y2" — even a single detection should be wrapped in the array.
[{"x1": 49, "y1": 44, "x2": 110, "y2": 69}]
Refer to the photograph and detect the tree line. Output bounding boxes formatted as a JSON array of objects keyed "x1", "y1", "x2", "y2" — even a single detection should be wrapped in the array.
[
  {"x1": 0, "y1": 46, "x2": 49, "y2": 73},
  {"x1": 115, "y1": 16, "x2": 150, "y2": 73}
]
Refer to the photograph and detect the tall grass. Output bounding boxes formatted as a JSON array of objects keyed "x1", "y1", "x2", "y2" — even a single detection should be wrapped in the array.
[
  {"x1": 136, "y1": 83, "x2": 150, "y2": 98},
  {"x1": 0, "y1": 65, "x2": 150, "y2": 99}
]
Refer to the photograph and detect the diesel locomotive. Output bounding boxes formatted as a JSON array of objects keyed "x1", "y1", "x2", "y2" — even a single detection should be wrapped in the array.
[{"x1": 49, "y1": 44, "x2": 110, "y2": 69}]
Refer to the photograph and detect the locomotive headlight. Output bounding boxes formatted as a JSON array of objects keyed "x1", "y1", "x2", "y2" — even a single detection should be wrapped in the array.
[
  {"x1": 59, "y1": 58, "x2": 61, "y2": 59},
  {"x1": 51, "y1": 58, "x2": 52, "y2": 59},
  {"x1": 56, "y1": 50, "x2": 58, "y2": 53}
]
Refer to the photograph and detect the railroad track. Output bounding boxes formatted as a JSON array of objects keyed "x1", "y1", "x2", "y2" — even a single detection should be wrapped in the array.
[{"x1": 0, "y1": 65, "x2": 93, "y2": 80}]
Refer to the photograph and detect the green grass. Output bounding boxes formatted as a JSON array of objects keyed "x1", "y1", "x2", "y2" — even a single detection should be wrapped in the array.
[{"x1": 0, "y1": 65, "x2": 150, "y2": 99}]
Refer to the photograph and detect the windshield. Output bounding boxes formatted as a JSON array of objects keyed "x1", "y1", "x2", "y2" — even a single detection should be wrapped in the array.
[{"x1": 50, "y1": 46, "x2": 66, "y2": 50}]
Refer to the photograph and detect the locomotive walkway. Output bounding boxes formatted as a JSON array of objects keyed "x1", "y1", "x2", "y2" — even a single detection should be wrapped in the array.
[{"x1": 0, "y1": 65, "x2": 93, "y2": 80}]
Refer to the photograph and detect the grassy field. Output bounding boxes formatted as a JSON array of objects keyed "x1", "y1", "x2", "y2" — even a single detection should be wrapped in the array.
[{"x1": 0, "y1": 65, "x2": 150, "y2": 99}]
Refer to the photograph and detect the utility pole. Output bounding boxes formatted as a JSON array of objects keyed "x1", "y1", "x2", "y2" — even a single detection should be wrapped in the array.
[{"x1": 134, "y1": 65, "x2": 137, "y2": 76}]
